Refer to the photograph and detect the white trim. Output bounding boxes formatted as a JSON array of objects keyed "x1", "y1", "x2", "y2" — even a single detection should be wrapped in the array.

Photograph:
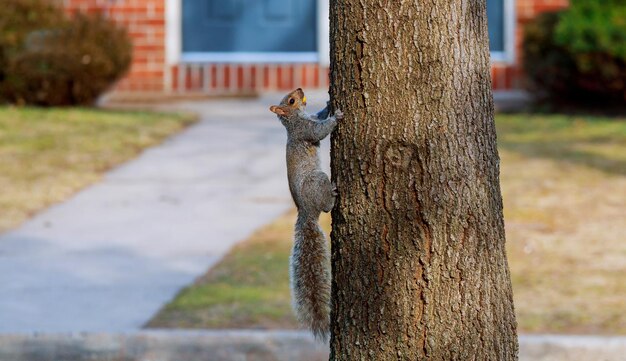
[
  {"x1": 168, "y1": 0, "x2": 512, "y2": 68},
  {"x1": 490, "y1": 51, "x2": 509, "y2": 62},
  {"x1": 174, "y1": 0, "x2": 325, "y2": 66},
  {"x1": 180, "y1": 52, "x2": 319, "y2": 63},
  {"x1": 165, "y1": 0, "x2": 181, "y2": 92},
  {"x1": 165, "y1": 0, "x2": 181, "y2": 65},
  {"x1": 491, "y1": 0, "x2": 516, "y2": 64},
  {"x1": 318, "y1": 0, "x2": 330, "y2": 66}
]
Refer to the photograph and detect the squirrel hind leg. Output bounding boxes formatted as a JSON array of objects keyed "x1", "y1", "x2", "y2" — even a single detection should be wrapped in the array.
[
  {"x1": 324, "y1": 182, "x2": 338, "y2": 212},
  {"x1": 321, "y1": 193, "x2": 335, "y2": 213},
  {"x1": 301, "y1": 171, "x2": 336, "y2": 213},
  {"x1": 320, "y1": 180, "x2": 336, "y2": 213}
]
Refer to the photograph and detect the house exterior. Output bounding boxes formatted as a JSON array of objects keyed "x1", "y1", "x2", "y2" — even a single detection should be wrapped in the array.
[{"x1": 62, "y1": 0, "x2": 569, "y2": 95}]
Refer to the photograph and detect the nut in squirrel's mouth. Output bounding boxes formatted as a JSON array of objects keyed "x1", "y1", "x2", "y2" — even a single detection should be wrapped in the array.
[{"x1": 302, "y1": 96, "x2": 307, "y2": 106}]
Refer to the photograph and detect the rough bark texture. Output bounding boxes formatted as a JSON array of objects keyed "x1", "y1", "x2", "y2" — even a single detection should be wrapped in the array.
[{"x1": 328, "y1": 1, "x2": 519, "y2": 360}]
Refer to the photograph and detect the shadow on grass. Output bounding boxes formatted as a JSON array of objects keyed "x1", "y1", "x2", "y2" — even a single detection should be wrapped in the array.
[
  {"x1": 495, "y1": 113, "x2": 626, "y2": 176},
  {"x1": 499, "y1": 140, "x2": 626, "y2": 176}
]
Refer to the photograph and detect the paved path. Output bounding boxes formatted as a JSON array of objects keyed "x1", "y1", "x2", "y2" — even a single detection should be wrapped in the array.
[
  {"x1": 0, "y1": 331, "x2": 624, "y2": 361},
  {"x1": 0, "y1": 94, "x2": 331, "y2": 332}
]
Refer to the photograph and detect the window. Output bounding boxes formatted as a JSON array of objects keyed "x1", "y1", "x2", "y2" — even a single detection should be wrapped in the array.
[
  {"x1": 178, "y1": 0, "x2": 514, "y2": 64},
  {"x1": 181, "y1": 0, "x2": 318, "y2": 62},
  {"x1": 487, "y1": 0, "x2": 515, "y2": 62}
]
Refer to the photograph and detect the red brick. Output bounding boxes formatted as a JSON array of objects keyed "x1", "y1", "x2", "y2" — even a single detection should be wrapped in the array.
[
  {"x1": 171, "y1": 66, "x2": 179, "y2": 91},
  {"x1": 261, "y1": 66, "x2": 268, "y2": 89},
  {"x1": 312, "y1": 64, "x2": 320, "y2": 88},
  {"x1": 287, "y1": 65, "x2": 295, "y2": 90},
  {"x1": 504, "y1": 65, "x2": 515, "y2": 89},
  {"x1": 299, "y1": 66, "x2": 305, "y2": 89},
  {"x1": 135, "y1": 18, "x2": 165, "y2": 26},
  {"x1": 237, "y1": 66, "x2": 244, "y2": 89},
  {"x1": 223, "y1": 65, "x2": 230, "y2": 89},
  {"x1": 250, "y1": 66, "x2": 257, "y2": 89},
  {"x1": 184, "y1": 67, "x2": 192, "y2": 90},
  {"x1": 210, "y1": 65, "x2": 217, "y2": 89},
  {"x1": 199, "y1": 66, "x2": 207, "y2": 90}
]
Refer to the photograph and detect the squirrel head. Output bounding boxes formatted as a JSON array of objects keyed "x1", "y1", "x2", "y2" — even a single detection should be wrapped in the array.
[{"x1": 269, "y1": 88, "x2": 307, "y2": 118}]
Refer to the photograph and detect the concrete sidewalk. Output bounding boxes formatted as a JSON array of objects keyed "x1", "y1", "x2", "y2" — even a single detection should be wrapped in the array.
[
  {"x1": 0, "y1": 94, "x2": 331, "y2": 332},
  {"x1": 0, "y1": 331, "x2": 624, "y2": 361}
]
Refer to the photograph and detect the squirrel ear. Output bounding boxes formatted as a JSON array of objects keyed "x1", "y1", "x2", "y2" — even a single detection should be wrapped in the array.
[{"x1": 270, "y1": 105, "x2": 287, "y2": 116}]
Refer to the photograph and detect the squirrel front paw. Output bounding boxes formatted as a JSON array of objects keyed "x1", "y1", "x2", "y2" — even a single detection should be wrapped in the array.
[
  {"x1": 335, "y1": 109, "x2": 344, "y2": 120},
  {"x1": 331, "y1": 182, "x2": 338, "y2": 197}
]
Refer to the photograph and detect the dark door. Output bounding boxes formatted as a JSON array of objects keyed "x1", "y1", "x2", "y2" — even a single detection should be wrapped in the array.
[{"x1": 182, "y1": 0, "x2": 317, "y2": 53}]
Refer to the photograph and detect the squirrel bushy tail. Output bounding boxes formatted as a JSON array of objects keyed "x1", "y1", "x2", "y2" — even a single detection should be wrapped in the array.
[{"x1": 290, "y1": 212, "x2": 331, "y2": 342}]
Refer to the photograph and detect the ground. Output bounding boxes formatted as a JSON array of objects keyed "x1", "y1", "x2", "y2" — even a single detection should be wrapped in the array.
[
  {"x1": 148, "y1": 113, "x2": 626, "y2": 335},
  {"x1": 499, "y1": 115, "x2": 626, "y2": 334},
  {"x1": 0, "y1": 107, "x2": 196, "y2": 233}
]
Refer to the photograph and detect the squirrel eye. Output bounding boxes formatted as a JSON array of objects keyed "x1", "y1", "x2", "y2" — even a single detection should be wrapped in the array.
[{"x1": 289, "y1": 98, "x2": 295, "y2": 105}]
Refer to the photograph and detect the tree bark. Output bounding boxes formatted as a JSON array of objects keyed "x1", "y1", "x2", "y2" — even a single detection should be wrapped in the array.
[{"x1": 329, "y1": 1, "x2": 518, "y2": 360}]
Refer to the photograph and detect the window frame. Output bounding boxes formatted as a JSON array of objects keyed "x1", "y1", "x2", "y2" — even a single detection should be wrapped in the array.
[
  {"x1": 180, "y1": 52, "x2": 318, "y2": 63},
  {"x1": 167, "y1": 0, "x2": 515, "y2": 65},
  {"x1": 169, "y1": 0, "x2": 325, "y2": 64}
]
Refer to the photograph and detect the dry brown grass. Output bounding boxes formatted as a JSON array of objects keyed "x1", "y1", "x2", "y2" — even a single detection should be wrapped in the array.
[
  {"x1": 0, "y1": 106, "x2": 196, "y2": 233},
  {"x1": 501, "y1": 151, "x2": 626, "y2": 334}
]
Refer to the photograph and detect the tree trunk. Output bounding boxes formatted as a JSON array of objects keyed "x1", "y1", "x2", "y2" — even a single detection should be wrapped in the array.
[{"x1": 328, "y1": 1, "x2": 518, "y2": 360}]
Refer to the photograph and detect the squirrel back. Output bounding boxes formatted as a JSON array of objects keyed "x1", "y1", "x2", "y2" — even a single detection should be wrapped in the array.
[{"x1": 270, "y1": 88, "x2": 342, "y2": 342}]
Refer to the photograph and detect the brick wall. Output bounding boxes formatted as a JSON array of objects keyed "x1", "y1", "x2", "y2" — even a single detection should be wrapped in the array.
[
  {"x1": 170, "y1": 63, "x2": 330, "y2": 95},
  {"x1": 61, "y1": 0, "x2": 569, "y2": 95},
  {"x1": 63, "y1": 0, "x2": 166, "y2": 92}
]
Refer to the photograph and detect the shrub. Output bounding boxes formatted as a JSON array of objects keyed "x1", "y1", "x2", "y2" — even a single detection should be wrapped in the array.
[
  {"x1": 523, "y1": 1, "x2": 626, "y2": 104},
  {"x1": 0, "y1": 1, "x2": 132, "y2": 106},
  {"x1": 0, "y1": 0, "x2": 63, "y2": 71}
]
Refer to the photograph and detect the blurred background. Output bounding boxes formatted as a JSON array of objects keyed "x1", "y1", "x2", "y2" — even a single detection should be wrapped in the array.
[
  {"x1": 1, "y1": 0, "x2": 574, "y2": 102},
  {"x1": 0, "y1": 0, "x2": 624, "y2": 360}
]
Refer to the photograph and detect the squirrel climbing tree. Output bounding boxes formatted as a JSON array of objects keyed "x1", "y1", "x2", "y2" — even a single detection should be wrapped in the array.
[{"x1": 329, "y1": 1, "x2": 519, "y2": 359}]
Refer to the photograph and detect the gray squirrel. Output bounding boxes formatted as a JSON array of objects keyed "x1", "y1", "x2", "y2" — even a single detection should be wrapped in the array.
[{"x1": 269, "y1": 88, "x2": 343, "y2": 342}]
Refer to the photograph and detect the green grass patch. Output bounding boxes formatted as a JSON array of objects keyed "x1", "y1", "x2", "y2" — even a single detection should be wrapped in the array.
[
  {"x1": 149, "y1": 113, "x2": 626, "y2": 334},
  {"x1": 146, "y1": 213, "x2": 319, "y2": 329},
  {"x1": 0, "y1": 106, "x2": 196, "y2": 232}
]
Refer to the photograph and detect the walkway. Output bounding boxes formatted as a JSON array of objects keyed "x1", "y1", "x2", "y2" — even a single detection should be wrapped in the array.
[
  {"x1": 1, "y1": 331, "x2": 625, "y2": 361},
  {"x1": 0, "y1": 94, "x2": 331, "y2": 332}
]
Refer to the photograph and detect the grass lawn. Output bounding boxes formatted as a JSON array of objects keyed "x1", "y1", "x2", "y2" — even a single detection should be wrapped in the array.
[
  {"x1": 0, "y1": 106, "x2": 196, "y2": 233},
  {"x1": 148, "y1": 113, "x2": 626, "y2": 335}
]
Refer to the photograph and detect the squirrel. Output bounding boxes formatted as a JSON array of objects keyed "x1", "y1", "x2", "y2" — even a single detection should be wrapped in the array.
[{"x1": 269, "y1": 88, "x2": 343, "y2": 342}]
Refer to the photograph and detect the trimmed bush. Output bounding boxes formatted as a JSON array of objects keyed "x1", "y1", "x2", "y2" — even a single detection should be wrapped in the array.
[
  {"x1": 523, "y1": 1, "x2": 626, "y2": 104},
  {"x1": 0, "y1": 1, "x2": 132, "y2": 106}
]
